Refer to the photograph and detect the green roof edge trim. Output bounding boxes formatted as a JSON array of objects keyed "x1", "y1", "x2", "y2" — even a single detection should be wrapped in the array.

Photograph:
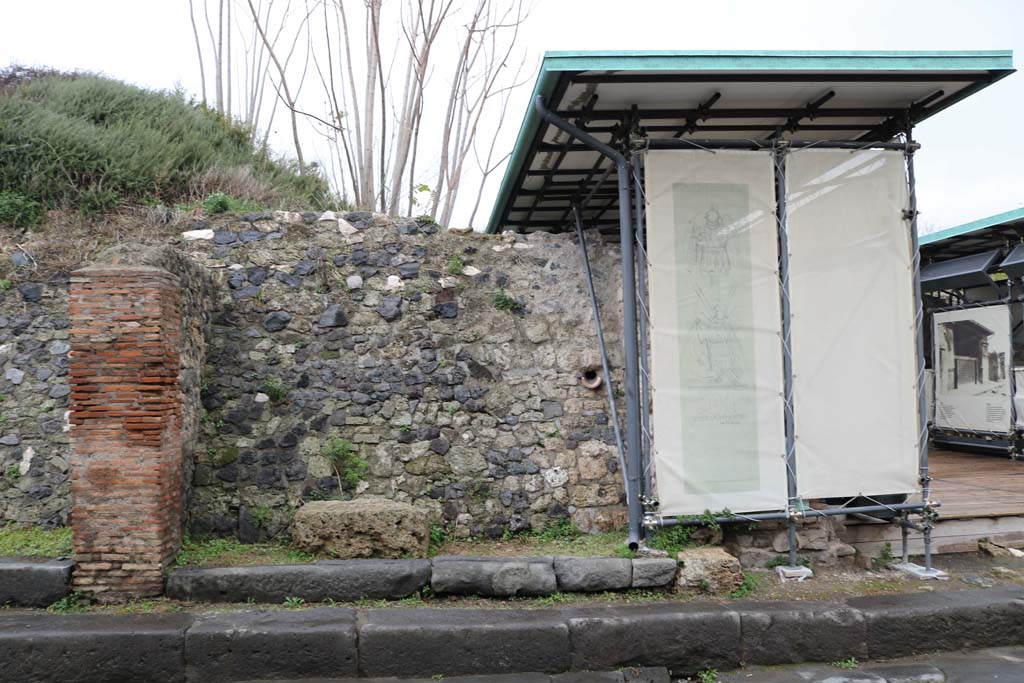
[
  {"x1": 485, "y1": 49, "x2": 1015, "y2": 234},
  {"x1": 922, "y1": 207, "x2": 1024, "y2": 246}
]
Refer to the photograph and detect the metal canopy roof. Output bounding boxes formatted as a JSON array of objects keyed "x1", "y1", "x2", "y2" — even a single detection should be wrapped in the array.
[
  {"x1": 920, "y1": 249, "x2": 1002, "y2": 292},
  {"x1": 485, "y1": 50, "x2": 1015, "y2": 235},
  {"x1": 920, "y1": 207, "x2": 1024, "y2": 261}
]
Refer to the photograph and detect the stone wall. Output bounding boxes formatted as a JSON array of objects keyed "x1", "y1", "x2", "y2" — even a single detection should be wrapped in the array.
[
  {"x1": 184, "y1": 211, "x2": 628, "y2": 541},
  {"x1": 0, "y1": 275, "x2": 72, "y2": 528},
  {"x1": 1, "y1": 211, "x2": 630, "y2": 545}
]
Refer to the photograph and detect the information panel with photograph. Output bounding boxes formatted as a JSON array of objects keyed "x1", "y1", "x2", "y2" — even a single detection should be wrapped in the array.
[{"x1": 933, "y1": 304, "x2": 1013, "y2": 433}]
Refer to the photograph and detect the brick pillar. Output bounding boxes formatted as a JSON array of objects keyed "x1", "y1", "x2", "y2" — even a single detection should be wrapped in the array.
[{"x1": 69, "y1": 265, "x2": 184, "y2": 600}]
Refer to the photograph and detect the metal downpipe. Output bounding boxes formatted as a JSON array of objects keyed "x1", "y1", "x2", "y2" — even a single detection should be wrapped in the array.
[
  {"x1": 534, "y1": 96, "x2": 643, "y2": 548},
  {"x1": 573, "y1": 204, "x2": 630, "y2": 507}
]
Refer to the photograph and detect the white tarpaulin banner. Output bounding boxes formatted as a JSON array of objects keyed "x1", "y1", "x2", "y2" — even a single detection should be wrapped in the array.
[
  {"x1": 645, "y1": 150, "x2": 787, "y2": 515},
  {"x1": 933, "y1": 304, "x2": 1012, "y2": 433},
  {"x1": 786, "y1": 149, "x2": 919, "y2": 499}
]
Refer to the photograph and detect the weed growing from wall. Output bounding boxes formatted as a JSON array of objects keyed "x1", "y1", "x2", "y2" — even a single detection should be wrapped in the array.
[{"x1": 322, "y1": 436, "x2": 368, "y2": 490}]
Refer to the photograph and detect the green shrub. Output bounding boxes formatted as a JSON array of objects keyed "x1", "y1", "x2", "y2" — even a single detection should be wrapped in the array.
[
  {"x1": 648, "y1": 523, "x2": 694, "y2": 555},
  {"x1": 204, "y1": 191, "x2": 231, "y2": 214},
  {"x1": 322, "y1": 436, "x2": 368, "y2": 490},
  {"x1": 261, "y1": 377, "x2": 287, "y2": 402},
  {"x1": 493, "y1": 290, "x2": 523, "y2": 313},
  {"x1": 0, "y1": 191, "x2": 43, "y2": 227},
  {"x1": 446, "y1": 254, "x2": 465, "y2": 275},
  {"x1": 428, "y1": 523, "x2": 449, "y2": 557},
  {"x1": 728, "y1": 570, "x2": 759, "y2": 598},
  {"x1": 77, "y1": 184, "x2": 120, "y2": 216},
  {"x1": 0, "y1": 67, "x2": 331, "y2": 216},
  {"x1": 47, "y1": 590, "x2": 86, "y2": 614}
]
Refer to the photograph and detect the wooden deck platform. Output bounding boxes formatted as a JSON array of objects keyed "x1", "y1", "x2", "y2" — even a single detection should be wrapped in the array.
[
  {"x1": 930, "y1": 449, "x2": 1024, "y2": 519},
  {"x1": 845, "y1": 449, "x2": 1024, "y2": 556}
]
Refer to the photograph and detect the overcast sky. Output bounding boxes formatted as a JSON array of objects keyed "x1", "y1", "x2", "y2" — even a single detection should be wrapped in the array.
[{"x1": 3, "y1": 0, "x2": 1022, "y2": 232}]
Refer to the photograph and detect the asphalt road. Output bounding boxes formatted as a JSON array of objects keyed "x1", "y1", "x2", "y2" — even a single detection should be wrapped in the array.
[{"x1": 714, "y1": 646, "x2": 1024, "y2": 682}]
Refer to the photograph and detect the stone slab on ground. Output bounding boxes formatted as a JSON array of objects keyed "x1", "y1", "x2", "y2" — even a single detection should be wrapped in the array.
[
  {"x1": 0, "y1": 612, "x2": 192, "y2": 683},
  {"x1": 676, "y1": 546, "x2": 744, "y2": 594},
  {"x1": 166, "y1": 559, "x2": 430, "y2": 603},
  {"x1": 431, "y1": 555, "x2": 558, "y2": 596},
  {"x1": 184, "y1": 608, "x2": 358, "y2": 682},
  {"x1": 554, "y1": 557, "x2": 632, "y2": 592},
  {"x1": 739, "y1": 600, "x2": 867, "y2": 665},
  {"x1": 848, "y1": 587, "x2": 1024, "y2": 660},
  {"x1": 566, "y1": 603, "x2": 741, "y2": 676},
  {"x1": 357, "y1": 607, "x2": 571, "y2": 677},
  {"x1": 0, "y1": 558, "x2": 74, "y2": 607},
  {"x1": 630, "y1": 558, "x2": 677, "y2": 588},
  {"x1": 292, "y1": 498, "x2": 430, "y2": 559},
  {"x1": 230, "y1": 671, "x2": 670, "y2": 683},
  {"x1": 717, "y1": 645, "x2": 1024, "y2": 682}
]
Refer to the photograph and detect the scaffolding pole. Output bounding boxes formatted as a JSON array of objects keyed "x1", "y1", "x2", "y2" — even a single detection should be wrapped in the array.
[{"x1": 631, "y1": 152, "x2": 654, "y2": 501}]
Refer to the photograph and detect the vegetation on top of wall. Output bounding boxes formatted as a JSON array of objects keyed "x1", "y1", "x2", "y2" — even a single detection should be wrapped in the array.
[
  {"x1": 0, "y1": 66, "x2": 332, "y2": 226},
  {"x1": 0, "y1": 525, "x2": 73, "y2": 557}
]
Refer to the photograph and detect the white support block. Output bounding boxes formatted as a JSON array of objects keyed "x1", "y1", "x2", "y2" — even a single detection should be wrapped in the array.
[
  {"x1": 775, "y1": 565, "x2": 814, "y2": 583},
  {"x1": 891, "y1": 562, "x2": 949, "y2": 581}
]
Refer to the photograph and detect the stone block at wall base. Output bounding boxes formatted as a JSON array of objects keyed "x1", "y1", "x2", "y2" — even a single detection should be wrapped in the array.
[
  {"x1": 166, "y1": 560, "x2": 430, "y2": 603},
  {"x1": 292, "y1": 498, "x2": 430, "y2": 559},
  {"x1": 0, "y1": 558, "x2": 73, "y2": 607}
]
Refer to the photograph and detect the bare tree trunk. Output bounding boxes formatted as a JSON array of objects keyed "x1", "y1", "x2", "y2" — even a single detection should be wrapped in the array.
[
  {"x1": 205, "y1": 0, "x2": 529, "y2": 225},
  {"x1": 226, "y1": 0, "x2": 232, "y2": 117},
  {"x1": 216, "y1": 0, "x2": 224, "y2": 113},
  {"x1": 358, "y1": 2, "x2": 379, "y2": 210},
  {"x1": 245, "y1": 0, "x2": 305, "y2": 172},
  {"x1": 188, "y1": 0, "x2": 208, "y2": 105}
]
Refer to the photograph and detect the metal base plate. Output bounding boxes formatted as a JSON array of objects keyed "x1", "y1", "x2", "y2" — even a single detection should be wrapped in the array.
[
  {"x1": 891, "y1": 562, "x2": 949, "y2": 580},
  {"x1": 776, "y1": 565, "x2": 814, "y2": 582}
]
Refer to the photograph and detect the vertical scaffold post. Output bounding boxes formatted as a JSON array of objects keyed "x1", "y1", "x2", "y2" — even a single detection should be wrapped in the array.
[
  {"x1": 904, "y1": 126, "x2": 933, "y2": 572},
  {"x1": 774, "y1": 144, "x2": 801, "y2": 569},
  {"x1": 1010, "y1": 279, "x2": 1018, "y2": 454},
  {"x1": 632, "y1": 152, "x2": 653, "y2": 500}
]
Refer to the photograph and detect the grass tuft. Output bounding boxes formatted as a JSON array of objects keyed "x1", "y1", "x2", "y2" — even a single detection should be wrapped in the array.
[
  {"x1": 174, "y1": 536, "x2": 315, "y2": 568},
  {"x1": 0, "y1": 525, "x2": 73, "y2": 557}
]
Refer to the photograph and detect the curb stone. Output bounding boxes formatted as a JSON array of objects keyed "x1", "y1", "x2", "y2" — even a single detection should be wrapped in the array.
[
  {"x1": 358, "y1": 607, "x2": 571, "y2": 677},
  {"x1": 430, "y1": 555, "x2": 558, "y2": 596},
  {"x1": 0, "y1": 612, "x2": 191, "y2": 683},
  {"x1": 184, "y1": 608, "x2": 358, "y2": 682},
  {"x1": 1, "y1": 588, "x2": 1022, "y2": 682},
  {"x1": 166, "y1": 559, "x2": 430, "y2": 603},
  {"x1": 739, "y1": 601, "x2": 867, "y2": 665},
  {"x1": 567, "y1": 603, "x2": 742, "y2": 676},
  {"x1": 630, "y1": 558, "x2": 677, "y2": 588},
  {"x1": 162, "y1": 556, "x2": 678, "y2": 604},
  {"x1": 554, "y1": 557, "x2": 632, "y2": 592},
  {"x1": 848, "y1": 587, "x2": 1024, "y2": 660},
  {"x1": 0, "y1": 558, "x2": 74, "y2": 607}
]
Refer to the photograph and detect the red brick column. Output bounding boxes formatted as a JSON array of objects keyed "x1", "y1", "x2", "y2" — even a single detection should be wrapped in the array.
[{"x1": 69, "y1": 265, "x2": 184, "y2": 600}]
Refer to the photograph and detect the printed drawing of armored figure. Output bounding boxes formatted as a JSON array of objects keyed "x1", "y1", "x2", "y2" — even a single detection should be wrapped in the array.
[
  {"x1": 693, "y1": 305, "x2": 744, "y2": 386},
  {"x1": 693, "y1": 205, "x2": 731, "y2": 282}
]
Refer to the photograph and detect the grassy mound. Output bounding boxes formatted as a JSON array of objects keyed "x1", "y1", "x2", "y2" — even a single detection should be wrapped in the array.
[{"x1": 0, "y1": 67, "x2": 330, "y2": 226}]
